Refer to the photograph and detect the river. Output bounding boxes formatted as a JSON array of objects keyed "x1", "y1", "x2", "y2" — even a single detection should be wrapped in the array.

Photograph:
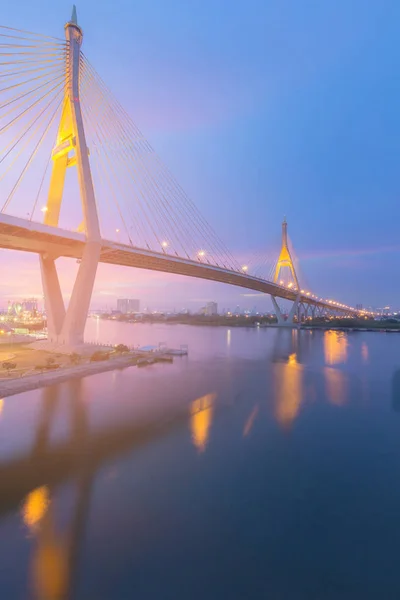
[{"x1": 1, "y1": 321, "x2": 400, "y2": 599}]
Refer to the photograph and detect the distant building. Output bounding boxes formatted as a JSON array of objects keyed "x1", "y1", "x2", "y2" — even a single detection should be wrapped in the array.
[
  {"x1": 22, "y1": 298, "x2": 38, "y2": 312},
  {"x1": 117, "y1": 298, "x2": 140, "y2": 314},
  {"x1": 356, "y1": 304, "x2": 363, "y2": 311},
  {"x1": 205, "y1": 301, "x2": 218, "y2": 316}
]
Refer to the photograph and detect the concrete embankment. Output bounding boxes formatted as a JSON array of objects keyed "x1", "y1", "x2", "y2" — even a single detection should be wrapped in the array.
[{"x1": 0, "y1": 354, "x2": 144, "y2": 399}]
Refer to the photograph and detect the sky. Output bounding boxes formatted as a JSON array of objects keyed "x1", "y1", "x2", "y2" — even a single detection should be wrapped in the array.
[{"x1": 1, "y1": 0, "x2": 400, "y2": 311}]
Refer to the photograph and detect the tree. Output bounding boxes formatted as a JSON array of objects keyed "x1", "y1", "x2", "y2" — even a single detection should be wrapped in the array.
[
  {"x1": 45, "y1": 357, "x2": 59, "y2": 370},
  {"x1": 70, "y1": 352, "x2": 81, "y2": 365},
  {"x1": 115, "y1": 344, "x2": 129, "y2": 353},
  {"x1": 90, "y1": 351, "x2": 110, "y2": 362},
  {"x1": 2, "y1": 361, "x2": 16, "y2": 375}
]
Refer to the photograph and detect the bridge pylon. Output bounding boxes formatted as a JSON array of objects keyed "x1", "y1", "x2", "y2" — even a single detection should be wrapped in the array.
[
  {"x1": 271, "y1": 218, "x2": 300, "y2": 327},
  {"x1": 40, "y1": 7, "x2": 101, "y2": 348}
]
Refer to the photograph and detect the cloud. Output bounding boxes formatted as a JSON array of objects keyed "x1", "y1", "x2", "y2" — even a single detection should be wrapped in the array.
[{"x1": 241, "y1": 293, "x2": 266, "y2": 297}]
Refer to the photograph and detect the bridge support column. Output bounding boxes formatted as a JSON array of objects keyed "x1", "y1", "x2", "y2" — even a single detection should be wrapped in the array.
[
  {"x1": 59, "y1": 242, "x2": 101, "y2": 346},
  {"x1": 271, "y1": 296, "x2": 285, "y2": 325},
  {"x1": 271, "y1": 295, "x2": 300, "y2": 327},
  {"x1": 40, "y1": 244, "x2": 101, "y2": 348},
  {"x1": 39, "y1": 8, "x2": 101, "y2": 350},
  {"x1": 287, "y1": 295, "x2": 300, "y2": 325},
  {"x1": 40, "y1": 255, "x2": 66, "y2": 343}
]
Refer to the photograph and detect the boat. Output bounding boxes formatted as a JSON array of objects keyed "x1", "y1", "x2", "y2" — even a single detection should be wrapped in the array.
[
  {"x1": 153, "y1": 355, "x2": 173, "y2": 363},
  {"x1": 158, "y1": 343, "x2": 188, "y2": 356},
  {"x1": 137, "y1": 357, "x2": 155, "y2": 367}
]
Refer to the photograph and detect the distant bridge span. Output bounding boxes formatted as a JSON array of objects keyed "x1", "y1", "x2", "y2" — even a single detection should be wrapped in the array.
[{"x1": 0, "y1": 212, "x2": 356, "y2": 316}]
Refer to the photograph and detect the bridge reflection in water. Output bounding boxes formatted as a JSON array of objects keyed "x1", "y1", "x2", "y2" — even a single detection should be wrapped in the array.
[
  {"x1": 0, "y1": 328, "x2": 369, "y2": 598},
  {"x1": 0, "y1": 380, "x2": 212, "y2": 599}
]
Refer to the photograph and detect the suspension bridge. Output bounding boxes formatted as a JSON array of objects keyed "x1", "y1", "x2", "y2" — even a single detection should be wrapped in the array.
[{"x1": 0, "y1": 9, "x2": 376, "y2": 349}]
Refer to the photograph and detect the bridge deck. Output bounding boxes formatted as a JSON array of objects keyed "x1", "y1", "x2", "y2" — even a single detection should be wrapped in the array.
[{"x1": 0, "y1": 213, "x2": 349, "y2": 313}]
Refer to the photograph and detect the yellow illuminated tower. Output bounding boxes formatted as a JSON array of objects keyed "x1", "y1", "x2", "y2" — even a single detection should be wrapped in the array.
[
  {"x1": 273, "y1": 218, "x2": 299, "y2": 289},
  {"x1": 39, "y1": 6, "x2": 101, "y2": 348},
  {"x1": 271, "y1": 218, "x2": 300, "y2": 326}
]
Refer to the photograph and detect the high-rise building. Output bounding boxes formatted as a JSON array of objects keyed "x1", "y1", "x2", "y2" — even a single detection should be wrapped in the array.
[
  {"x1": 356, "y1": 303, "x2": 363, "y2": 311},
  {"x1": 22, "y1": 298, "x2": 38, "y2": 312},
  {"x1": 205, "y1": 301, "x2": 218, "y2": 316},
  {"x1": 117, "y1": 298, "x2": 140, "y2": 314}
]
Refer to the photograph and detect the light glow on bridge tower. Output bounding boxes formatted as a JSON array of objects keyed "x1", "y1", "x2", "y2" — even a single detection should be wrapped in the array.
[
  {"x1": 273, "y1": 218, "x2": 299, "y2": 289},
  {"x1": 40, "y1": 6, "x2": 101, "y2": 348},
  {"x1": 271, "y1": 218, "x2": 301, "y2": 326}
]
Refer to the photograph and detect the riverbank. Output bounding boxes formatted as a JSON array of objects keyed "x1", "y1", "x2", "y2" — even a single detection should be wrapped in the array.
[{"x1": 0, "y1": 351, "x2": 172, "y2": 399}]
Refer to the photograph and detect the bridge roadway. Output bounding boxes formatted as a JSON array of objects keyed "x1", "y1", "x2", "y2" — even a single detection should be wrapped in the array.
[{"x1": 0, "y1": 212, "x2": 353, "y2": 315}]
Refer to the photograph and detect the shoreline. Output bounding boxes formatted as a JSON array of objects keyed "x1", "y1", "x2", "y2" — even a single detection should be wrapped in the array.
[
  {"x1": 0, "y1": 353, "x2": 152, "y2": 399},
  {"x1": 1, "y1": 323, "x2": 399, "y2": 399},
  {"x1": 92, "y1": 317, "x2": 400, "y2": 332}
]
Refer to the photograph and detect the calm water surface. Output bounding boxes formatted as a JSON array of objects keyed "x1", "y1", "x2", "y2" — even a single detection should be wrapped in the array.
[{"x1": 1, "y1": 321, "x2": 400, "y2": 599}]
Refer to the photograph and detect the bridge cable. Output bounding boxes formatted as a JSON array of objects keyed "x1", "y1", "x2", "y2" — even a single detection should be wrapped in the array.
[{"x1": 80, "y1": 55, "x2": 241, "y2": 270}]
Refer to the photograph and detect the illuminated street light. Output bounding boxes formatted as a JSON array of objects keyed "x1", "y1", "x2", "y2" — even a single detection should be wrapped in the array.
[
  {"x1": 198, "y1": 250, "x2": 205, "y2": 257},
  {"x1": 40, "y1": 206, "x2": 48, "y2": 213},
  {"x1": 242, "y1": 265, "x2": 248, "y2": 272},
  {"x1": 161, "y1": 241, "x2": 168, "y2": 248}
]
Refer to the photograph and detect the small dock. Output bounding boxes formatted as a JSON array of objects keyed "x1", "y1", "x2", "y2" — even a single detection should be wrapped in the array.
[{"x1": 137, "y1": 343, "x2": 189, "y2": 357}]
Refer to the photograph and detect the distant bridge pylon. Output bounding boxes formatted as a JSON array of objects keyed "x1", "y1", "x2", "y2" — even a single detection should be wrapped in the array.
[
  {"x1": 273, "y1": 217, "x2": 299, "y2": 290},
  {"x1": 270, "y1": 218, "x2": 301, "y2": 326}
]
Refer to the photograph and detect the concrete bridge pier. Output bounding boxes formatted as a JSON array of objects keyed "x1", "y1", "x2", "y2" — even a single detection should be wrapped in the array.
[{"x1": 271, "y1": 295, "x2": 300, "y2": 327}]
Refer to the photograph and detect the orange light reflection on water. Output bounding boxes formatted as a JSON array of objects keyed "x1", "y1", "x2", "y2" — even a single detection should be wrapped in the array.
[
  {"x1": 324, "y1": 331, "x2": 348, "y2": 365},
  {"x1": 190, "y1": 393, "x2": 216, "y2": 452},
  {"x1": 274, "y1": 352, "x2": 303, "y2": 429},
  {"x1": 324, "y1": 367, "x2": 348, "y2": 406},
  {"x1": 22, "y1": 486, "x2": 50, "y2": 532}
]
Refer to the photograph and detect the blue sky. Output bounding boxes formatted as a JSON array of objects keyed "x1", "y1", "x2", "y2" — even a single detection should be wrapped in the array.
[{"x1": 0, "y1": 0, "x2": 399, "y2": 311}]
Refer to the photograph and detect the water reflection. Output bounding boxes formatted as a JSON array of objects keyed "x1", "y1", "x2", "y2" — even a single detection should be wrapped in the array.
[
  {"x1": 324, "y1": 367, "x2": 348, "y2": 406},
  {"x1": 190, "y1": 393, "x2": 216, "y2": 452},
  {"x1": 324, "y1": 331, "x2": 348, "y2": 365},
  {"x1": 2, "y1": 326, "x2": 395, "y2": 599},
  {"x1": 243, "y1": 405, "x2": 259, "y2": 437},
  {"x1": 0, "y1": 380, "x2": 202, "y2": 599},
  {"x1": 392, "y1": 369, "x2": 400, "y2": 412},
  {"x1": 361, "y1": 341, "x2": 369, "y2": 363},
  {"x1": 274, "y1": 352, "x2": 303, "y2": 429},
  {"x1": 22, "y1": 485, "x2": 50, "y2": 533},
  {"x1": 19, "y1": 382, "x2": 92, "y2": 599},
  {"x1": 30, "y1": 494, "x2": 70, "y2": 600},
  {"x1": 271, "y1": 328, "x2": 299, "y2": 363}
]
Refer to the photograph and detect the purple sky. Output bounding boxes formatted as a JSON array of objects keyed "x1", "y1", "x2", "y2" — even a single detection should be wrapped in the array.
[{"x1": 1, "y1": 1, "x2": 399, "y2": 312}]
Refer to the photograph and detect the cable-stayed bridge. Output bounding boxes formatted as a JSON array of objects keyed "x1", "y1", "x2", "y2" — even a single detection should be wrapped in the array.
[{"x1": 0, "y1": 9, "x2": 377, "y2": 349}]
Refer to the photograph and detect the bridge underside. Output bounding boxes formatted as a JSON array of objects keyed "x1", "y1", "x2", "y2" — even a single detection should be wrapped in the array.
[{"x1": 0, "y1": 213, "x2": 355, "y2": 318}]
